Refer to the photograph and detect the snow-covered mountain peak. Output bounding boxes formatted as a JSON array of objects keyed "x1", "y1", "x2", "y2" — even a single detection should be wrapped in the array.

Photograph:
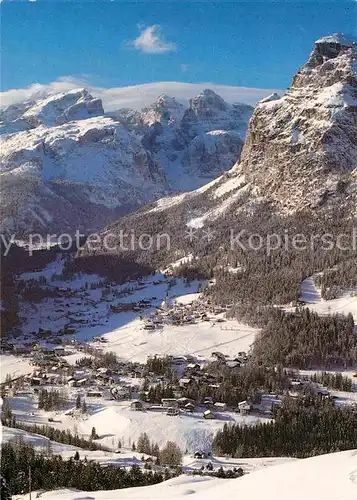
[
  {"x1": 0, "y1": 87, "x2": 252, "y2": 235},
  {"x1": 315, "y1": 33, "x2": 357, "y2": 47},
  {"x1": 259, "y1": 92, "x2": 281, "y2": 104},
  {"x1": 181, "y1": 89, "x2": 252, "y2": 140},
  {"x1": 21, "y1": 88, "x2": 104, "y2": 127},
  {"x1": 293, "y1": 33, "x2": 357, "y2": 89},
  {"x1": 0, "y1": 88, "x2": 104, "y2": 135},
  {"x1": 236, "y1": 36, "x2": 357, "y2": 214},
  {"x1": 155, "y1": 93, "x2": 181, "y2": 108},
  {"x1": 139, "y1": 94, "x2": 185, "y2": 126},
  {"x1": 189, "y1": 88, "x2": 230, "y2": 115}
]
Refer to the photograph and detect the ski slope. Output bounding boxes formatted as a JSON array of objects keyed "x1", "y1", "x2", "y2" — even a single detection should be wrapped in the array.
[{"x1": 299, "y1": 276, "x2": 357, "y2": 321}]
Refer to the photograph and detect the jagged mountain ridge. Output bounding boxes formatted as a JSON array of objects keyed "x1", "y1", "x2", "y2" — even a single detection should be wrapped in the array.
[
  {"x1": 0, "y1": 89, "x2": 252, "y2": 236},
  {"x1": 112, "y1": 88, "x2": 252, "y2": 190}
]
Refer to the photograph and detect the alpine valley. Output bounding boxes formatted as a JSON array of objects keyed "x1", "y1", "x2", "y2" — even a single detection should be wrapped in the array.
[{"x1": 1, "y1": 34, "x2": 357, "y2": 500}]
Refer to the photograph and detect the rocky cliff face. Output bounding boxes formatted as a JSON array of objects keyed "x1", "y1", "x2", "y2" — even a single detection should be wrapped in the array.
[
  {"x1": 181, "y1": 89, "x2": 252, "y2": 139},
  {"x1": 138, "y1": 34, "x2": 357, "y2": 228},
  {"x1": 0, "y1": 88, "x2": 251, "y2": 236},
  {"x1": 235, "y1": 34, "x2": 357, "y2": 214},
  {"x1": 182, "y1": 130, "x2": 244, "y2": 178}
]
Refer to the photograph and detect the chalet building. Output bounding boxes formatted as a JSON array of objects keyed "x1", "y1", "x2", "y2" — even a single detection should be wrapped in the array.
[
  {"x1": 171, "y1": 355, "x2": 187, "y2": 365},
  {"x1": 30, "y1": 377, "x2": 42, "y2": 386},
  {"x1": 97, "y1": 367, "x2": 111, "y2": 376},
  {"x1": 203, "y1": 409, "x2": 216, "y2": 419},
  {"x1": 238, "y1": 400, "x2": 252, "y2": 415},
  {"x1": 186, "y1": 363, "x2": 201, "y2": 372},
  {"x1": 74, "y1": 378, "x2": 88, "y2": 387},
  {"x1": 161, "y1": 398, "x2": 178, "y2": 408},
  {"x1": 184, "y1": 402, "x2": 195, "y2": 413},
  {"x1": 179, "y1": 377, "x2": 193, "y2": 388},
  {"x1": 130, "y1": 368, "x2": 144, "y2": 378},
  {"x1": 86, "y1": 391, "x2": 103, "y2": 398},
  {"x1": 214, "y1": 402, "x2": 227, "y2": 411},
  {"x1": 211, "y1": 351, "x2": 226, "y2": 361},
  {"x1": 167, "y1": 407, "x2": 180, "y2": 416},
  {"x1": 143, "y1": 323, "x2": 155, "y2": 330},
  {"x1": 176, "y1": 397, "x2": 194, "y2": 408},
  {"x1": 148, "y1": 405, "x2": 166, "y2": 412}
]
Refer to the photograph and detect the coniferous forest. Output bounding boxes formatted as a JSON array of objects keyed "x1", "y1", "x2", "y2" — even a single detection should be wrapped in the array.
[
  {"x1": 1, "y1": 440, "x2": 168, "y2": 495},
  {"x1": 212, "y1": 396, "x2": 357, "y2": 458}
]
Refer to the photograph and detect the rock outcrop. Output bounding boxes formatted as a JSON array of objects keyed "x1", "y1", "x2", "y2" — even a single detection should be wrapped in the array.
[{"x1": 235, "y1": 33, "x2": 357, "y2": 213}]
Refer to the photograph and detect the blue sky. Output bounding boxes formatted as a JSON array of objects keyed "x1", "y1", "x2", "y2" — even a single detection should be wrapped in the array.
[{"x1": 1, "y1": 1, "x2": 355, "y2": 92}]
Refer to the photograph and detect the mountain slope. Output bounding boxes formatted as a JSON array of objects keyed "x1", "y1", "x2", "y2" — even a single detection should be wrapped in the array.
[
  {"x1": 0, "y1": 114, "x2": 167, "y2": 235},
  {"x1": 0, "y1": 89, "x2": 252, "y2": 236},
  {"x1": 78, "y1": 35, "x2": 357, "y2": 307}
]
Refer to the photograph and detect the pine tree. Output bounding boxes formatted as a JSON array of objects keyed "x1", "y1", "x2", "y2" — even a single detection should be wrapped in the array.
[
  {"x1": 0, "y1": 474, "x2": 11, "y2": 500},
  {"x1": 160, "y1": 441, "x2": 182, "y2": 466},
  {"x1": 81, "y1": 399, "x2": 87, "y2": 413},
  {"x1": 137, "y1": 432, "x2": 151, "y2": 454}
]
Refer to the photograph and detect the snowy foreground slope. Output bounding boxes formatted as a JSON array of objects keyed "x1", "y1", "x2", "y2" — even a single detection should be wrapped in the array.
[{"x1": 13, "y1": 449, "x2": 357, "y2": 500}]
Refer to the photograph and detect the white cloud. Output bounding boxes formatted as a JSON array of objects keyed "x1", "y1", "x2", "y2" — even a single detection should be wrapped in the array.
[
  {"x1": 180, "y1": 64, "x2": 189, "y2": 73},
  {"x1": 0, "y1": 78, "x2": 283, "y2": 111},
  {"x1": 0, "y1": 76, "x2": 89, "y2": 108},
  {"x1": 130, "y1": 25, "x2": 176, "y2": 54}
]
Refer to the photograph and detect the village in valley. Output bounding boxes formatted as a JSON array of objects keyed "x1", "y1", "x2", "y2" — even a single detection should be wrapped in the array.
[{"x1": 1, "y1": 252, "x2": 357, "y2": 480}]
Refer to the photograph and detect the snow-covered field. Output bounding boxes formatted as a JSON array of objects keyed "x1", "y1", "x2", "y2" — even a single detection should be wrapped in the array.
[
  {"x1": 2, "y1": 425, "x2": 292, "y2": 478},
  {"x1": 13, "y1": 449, "x2": 357, "y2": 500},
  {"x1": 299, "y1": 276, "x2": 357, "y2": 321},
  {"x1": 8, "y1": 393, "x2": 268, "y2": 452},
  {"x1": 98, "y1": 316, "x2": 256, "y2": 363}
]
